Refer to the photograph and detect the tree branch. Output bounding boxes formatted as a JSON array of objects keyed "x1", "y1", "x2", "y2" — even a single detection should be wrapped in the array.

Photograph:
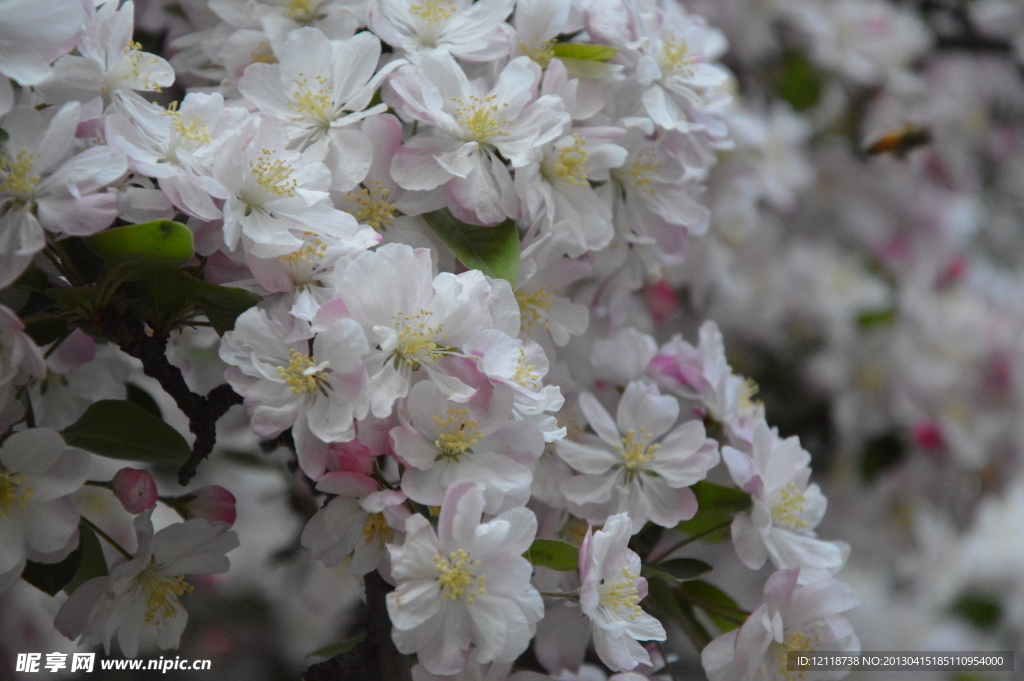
[{"x1": 96, "y1": 311, "x2": 241, "y2": 485}]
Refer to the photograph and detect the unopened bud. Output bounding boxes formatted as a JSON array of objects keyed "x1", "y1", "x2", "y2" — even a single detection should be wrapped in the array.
[
  {"x1": 111, "y1": 467, "x2": 158, "y2": 514},
  {"x1": 181, "y1": 486, "x2": 237, "y2": 526}
]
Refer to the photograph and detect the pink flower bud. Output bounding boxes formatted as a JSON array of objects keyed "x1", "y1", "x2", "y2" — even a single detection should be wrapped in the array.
[
  {"x1": 913, "y1": 422, "x2": 944, "y2": 450},
  {"x1": 111, "y1": 467, "x2": 158, "y2": 514},
  {"x1": 182, "y1": 486, "x2": 237, "y2": 526}
]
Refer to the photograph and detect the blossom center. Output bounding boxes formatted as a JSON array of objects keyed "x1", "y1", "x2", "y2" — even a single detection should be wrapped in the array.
[
  {"x1": 410, "y1": 0, "x2": 456, "y2": 25},
  {"x1": 288, "y1": 74, "x2": 334, "y2": 126},
  {"x1": 620, "y1": 149, "x2": 660, "y2": 196},
  {"x1": 598, "y1": 566, "x2": 643, "y2": 619},
  {"x1": 776, "y1": 630, "x2": 817, "y2": 678},
  {"x1": 516, "y1": 286, "x2": 555, "y2": 332},
  {"x1": 137, "y1": 566, "x2": 193, "y2": 624},
  {"x1": 544, "y1": 135, "x2": 589, "y2": 186},
  {"x1": 0, "y1": 150, "x2": 40, "y2": 200},
  {"x1": 434, "y1": 549, "x2": 486, "y2": 604},
  {"x1": 0, "y1": 471, "x2": 32, "y2": 518},
  {"x1": 454, "y1": 95, "x2": 510, "y2": 143},
  {"x1": 250, "y1": 42, "x2": 277, "y2": 64},
  {"x1": 163, "y1": 103, "x2": 212, "y2": 148},
  {"x1": 362, "y1": 513, "x2": 392, "y2": 547},
  {"x1": 433, "y1": 409, "x2": 482, "y2": 460},
  {"x1": 390, "y1": 310, "x2": 447, "y2": 370},
  {"x1": 511, "y1": 348, "x2": 541, "y2": 390},
  {"x1": 771, "y1": 483, "x2": 809, "y2": 529},
  {"x1": 250, "y1": 150, "x2": 298, "y2": 197},
  {"x1": 276, "y1": 348, "x2": 330, "y2": 394},
  {"x1": 111, "y1": 41, "x2": 164, "y2": 93},
  {"x1": 279, "y1": 0, "x2": 324, "y2": 23},
  {"x1": 619, "y1": 428, "x2": 660, "y2": 474},
  {"x1": 660, "y1": 33, "x2": 696, "y2": 75},
  {"x1": 279, "y1": 235, "x2": 329, "y2": 285},
  {"x1": 345, "y1": 182, "x2": 397, "y2": 231}
]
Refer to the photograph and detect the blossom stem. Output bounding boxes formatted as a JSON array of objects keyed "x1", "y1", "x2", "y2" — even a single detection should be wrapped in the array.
[
  {"x1": 80, "y1": 515, "x2": 133, "y2": 561},
  {"x1": 539, "y1": 591, "x2": 580, "y2": 601},
  {"x1": 656, "y1": 641, "x2": 681, "y2": 681},
  {"x1": 653, "y1": 519, "x2": 733, "y2": 564}
]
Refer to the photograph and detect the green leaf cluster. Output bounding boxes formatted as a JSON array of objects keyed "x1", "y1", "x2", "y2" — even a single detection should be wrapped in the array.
[
  {"x1": 523, "y1": 539, "x2": 579, "y2": 571},
  {"x1": 676, "y1": 481, "x2": 752, "y2": 541},
  {"x1": 423, "y1": 209, "x2": 519, "y2": 287}
]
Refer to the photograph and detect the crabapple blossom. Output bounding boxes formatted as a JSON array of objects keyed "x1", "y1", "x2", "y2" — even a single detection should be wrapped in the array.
[
  {"x1": 579, "y1": 513, "x2": 666, "y2": 672},
  {"x1": 0, "y1": 428, "x2": 90, "y2": 592},
  {"x1": 723, "y1": 421, "x2": 850, "y2": 584},
  {"x1": 386, "y1": 482, "x2": 543, "y2": 675},
  {"x1": 55, "y1": 510, "x2": 239, "y2": 658},
  {"x1": 702, "y1": 569, "x2": 860, "y2": 681},
  {"x1": 369, "y1": 0, "x2": 516, "y2": 62},
  {"x1": 0, "y1": 0, "x2": 83, "y2": 87},
  {"x1": 557, "y1": 382, "x2": 719, "y2": 530},
  {"x1": 110, "y1": 468, "x2": 158, "y2": 514}
]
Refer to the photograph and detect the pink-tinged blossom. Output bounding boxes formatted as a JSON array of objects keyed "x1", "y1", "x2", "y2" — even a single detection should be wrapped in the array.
[
  {"x1": 386, "y1": 52, "x2": 569, "y2": 225},
  {"x1": 302, "y1": 484, "x2": 410, "y2": 576},
  {"x1": 0, "y1": 0, "x2": 83, "y2": 86},
  {"x1": 386, "y1": 482, "x2": 543, "y2": 675},
  {"x1": 179, "y1": 486, "x2": 237, "y2": 527},
  {"x1": 701, "y1": 569, "x2": 860, "y2": 681},
  {"x1": 392, "y1": 381, "x2": 542, "y2": 513},
  {"x1": 36, "y1": 0, "x2": 174, "y2": 108},
  {"x1": 723, "y1": 421, "x2": 850, "y2": 584},
  {"x1": 111, "y1": 468, "x2": 158, "y2": 515},
  {"x1": 369, "y1": 0, "x2": 516, "y2": 62},
  {"x1": 0, "y1": 304, "x2": 45, "y2": 387},
  {"x1": 0, "y1": 103, "x2": 127, "y2": 281},
  {"x1": 219, "y1": 302, "x2": 371, "y2": 444},
  {"x1": 331, "y1": 243, "x2": 519, "y2": 416},
  {"x1": 334, "y1": 113, "x2": 446, "y2": 248},
  {"x1": 55, "y1": 510, "x2": 239, "y2": 658},
  {"x1": 214, "y1": 116, "x2": 363, "y2": 258},
  {"x1": 238, "y1": 27, "x2": 404, "y2": 191},
  {"x1": 556, "y1": 381, "x2": 719, "y2": 530},
  {"x1": 579, "y1": 513, "x2": 666, "y2": 671},
  {"x1": 105, "y1": 92, "x2": 250, "y2": 220},
  {"x1": 0, "y1": 428, "x2": 91, "y2": 593}
]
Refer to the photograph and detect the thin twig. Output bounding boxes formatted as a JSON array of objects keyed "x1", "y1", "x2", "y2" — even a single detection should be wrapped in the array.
[{"x1": 654, "y1": 519, "x2": 733, "y2": 564}]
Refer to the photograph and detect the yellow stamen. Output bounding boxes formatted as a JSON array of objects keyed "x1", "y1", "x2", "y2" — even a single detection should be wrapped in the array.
[
  {"x1": 516, "y1": 287, "x2": 555, "y2": 332},
  {"x1": 0, "y1": 150, "x2": 40, "y2": 198},
  {"x1": 432, "y1": 408, "x2": 482, "y2": 460},
  {"x1": 520, "y1": 39, "x2": 556, "y2": 69},
  {"x1": 251, "y1": 149, "x2": 298, "y2": 196},
  {"x1": 344, "y1": 182, "x2": 397, "y2": 231},
  {"x1": 288, "y1": 74, "x2": 334, "y2": 125},
  {"x1": 0, "y1": 471, "x2": 32, "y2": 518},
  {"x1": 619, "y1": 428, "x2": 660, "y2": 476},
  {"x1": 772, "y1": 483, "x2": 809, "y2": 529},
  {"x1": 362, "y1": 513, "x2": 392, "y2": 547},
  {"x1": 598, "y1": 566, "x2": 643, "y2": 619},
  {"x1": 433, "y1": 549, "x2": 486, "y2": 604},
  {"x1": 390, "y1": 310, "x2": 448, "y2": 369},
  {"x1": 544, "y1": 134, "x2": 589, "y2": 186},
  {"x1": 276, "y1": 348, "x2": 329, "y2": 394},
  {"x1": 137, "y1": 567, "x2": 193, "y2": 624},
  {"x1": 453, "y1": 94, "x2": 509, "y2": 143},
  {"x1": 409, "y1": 0, "x2": 456, "y2": 24},
  {"x1": 511, "y1": 348, "x2": 541, "y2": 389}
]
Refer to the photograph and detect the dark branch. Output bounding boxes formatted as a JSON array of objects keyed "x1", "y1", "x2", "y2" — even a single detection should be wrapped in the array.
[
  {"x1": 96, "y1": 311, "x2": 241, "y2": 485},
  {"x1": 300, "y1": 572, "x2": 412, "y2": 681}
]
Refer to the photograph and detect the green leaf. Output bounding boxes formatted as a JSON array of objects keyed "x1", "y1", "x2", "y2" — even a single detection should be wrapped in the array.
[
  {"x1": 61, "y1": 399, "x2": 192, "y2": 464},
  {"x1": 523, "y1": 539, "x2": 579, "y2": 572},
  {"x1": 183, "y1": 277, "x2": 262, "y2": 334},
  {"x1": 43, "y1": 286, "x2": 97, "y2": 309},
  {"x1": 11, "y1": 266, "x2": 51, "y2": 294},
  {"x1": 857, "y1": 308, "x2": 896, "y2": 329},
  {"x1": 675, "y1": 481, "x2": 751, "y2": 541},
  {"x1": 306, "y1": 634, "x2": 366, "y2": 659},
  {"x1": 84, "y1": 220, "x2": 194, "y2": 280},
  {"x1": 644, "y1": 577, "x2": 712, "y2": 651},
  {"x1": 422, "y1": 209, "x2": 519, "y2": 287},
  {"x1": 629, "y1": 522, "x2": 664, "y2": 559},
  {"x1": 126, "y1": 383, "x2": 162, "y2": 418},
  {"x1": 952, "y1": 594, "x2": 1001, "y2": 631},
  {"x1": 777, "y1": 52, "x2": 822, "y2": 112},
  {"x1": 0, "y1": 127, "x2": 8, "y2": 144},
  {"x1": 677, "y1": 580, "x2": 749, "y2": 632},
  {"x1": 642, "y1": 558, "x2": 712, "y2": 584},
  {"x1": 21, "y1": 536, "x2": 85, "y2": 596},
  {"x1": 23, "y1": 316, "x2": 69, "y2": 346},
  {"x1": 551, "y1": 43, "x2": 618, "y2": 62},
  {"x1": 64, "y1": 522, "x2": 108, "y2": 595}
]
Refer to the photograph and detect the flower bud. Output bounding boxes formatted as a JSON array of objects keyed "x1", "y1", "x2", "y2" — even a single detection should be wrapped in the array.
[
  {"x1": 181, "y1": 486, "x2": 237, "y2": 526},
  {"x1": 111, "y1": 467, "x2": 158, "y2": 514}
]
